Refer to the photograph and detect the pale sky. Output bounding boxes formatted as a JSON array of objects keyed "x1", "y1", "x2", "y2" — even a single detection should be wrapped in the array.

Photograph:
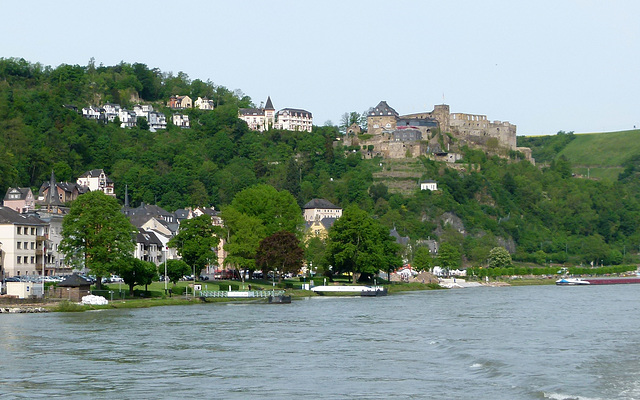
[{"x1": 3, "y1": 0, "x2": 639, "y2": 135}]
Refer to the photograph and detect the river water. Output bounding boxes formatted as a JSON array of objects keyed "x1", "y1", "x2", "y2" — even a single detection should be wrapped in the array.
[{"x1": 1, "y1": 284, "x2": 640, "y2": 399}]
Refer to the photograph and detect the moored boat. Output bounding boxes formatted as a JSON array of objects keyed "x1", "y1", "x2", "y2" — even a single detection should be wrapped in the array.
[{"x1": 556, "y1": 278, "x2": 590, "y2": 286}]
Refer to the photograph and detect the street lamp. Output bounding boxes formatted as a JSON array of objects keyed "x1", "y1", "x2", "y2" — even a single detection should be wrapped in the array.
[
  {"x1": 0, "y1": 242, "x2": 4, "y2": 294},
  {"x1": 163, "y1": 246, "x2": 168, "y2": 295}
]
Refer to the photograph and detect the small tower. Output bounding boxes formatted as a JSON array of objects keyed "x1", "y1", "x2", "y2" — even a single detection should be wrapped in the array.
[
  {"x1": 45, "y1": 170, "x2": 64, "y2": 211},
  {"x1": 264, "y1": 96, "x2": 275, "y2": 130}
]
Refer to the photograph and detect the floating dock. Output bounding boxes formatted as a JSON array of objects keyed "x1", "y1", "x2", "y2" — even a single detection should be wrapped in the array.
[{"x1": 311, "y1": 285, "x2": 387, "y2": 296}]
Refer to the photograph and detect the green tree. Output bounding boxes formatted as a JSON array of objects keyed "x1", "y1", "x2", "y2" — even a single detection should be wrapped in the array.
[
  {"x1": 221, "y1": 184, "x2": 303, "y2": 273},
  {"x1": 165, "y1": 259, "x2": 191, "y2": 285},
  {"x1": 412, "y1": 246, "x2": 433, "y2": 271},
  {"x1": 340, "y1": 111, "x2": 363, "y2": 134},
  {"x1": 118, "y1": 258, "x2": 157, "y2": 295},
  {"x1": 222, "y1": 208, "x2": 266, "y2": 271},
  {"x1": 226, "y1": 184, "x2": 303, "y2": 236},
  {"x1": 305, "y1": 236, "x2": 328, "y2": 275},
  {"x1": 255, "y1": 231, "x2": 304, "y2": 278},
  {"x1": 137, "y1": 117, "x2": 149, "y2": 131},
  {"x1": 60, "y1": 191, "x2": 137, "y2": 290},
  {"x1": 487, "y1": 246, "x2": 512, "y2": 268},
  {"x1": 168, "y1": 214, "x2": 220, "y2": 277},
  {"x1": 436, "y1": 242, "x2": 461, "y2": 272},
  {"x1": 326, "y1": 205, "x2": 400, "y2": 283}
]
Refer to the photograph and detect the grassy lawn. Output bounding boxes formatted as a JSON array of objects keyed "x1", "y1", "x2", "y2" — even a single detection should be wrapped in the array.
[{"x1": 559, "y1": 129, "x2": 640, "y2": 173}]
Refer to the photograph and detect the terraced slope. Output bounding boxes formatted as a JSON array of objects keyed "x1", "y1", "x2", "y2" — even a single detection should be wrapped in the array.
[{"x1": 372, "y1": 158, "x2": 427, "y2": 194}]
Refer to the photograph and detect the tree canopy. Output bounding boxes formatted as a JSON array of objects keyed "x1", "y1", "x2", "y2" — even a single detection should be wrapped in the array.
[
  {"x1": 118, "y1": 257, "x2": 157, "y2": 295},
  {"x1": 487, "y1": 247, "x2": 512, "y2": 268},
  {"x1": 326, "y1": 205, "x2": 401, "y2": 283},
  {"x1": 221, "y1": 185, "x2": 303, "y2": 271},
  {"x1": 3, "y1": 57, "x2": 640, "y2": 270},
  {"x1": 168, "y1": 214, "x2": 220, "y2": 275},
  {"x1": 255, "y1": 230, "x2": 304, "y2": 277},
  {"x1": 60, "y1": 191, "x2": 136, "y2": 289}
]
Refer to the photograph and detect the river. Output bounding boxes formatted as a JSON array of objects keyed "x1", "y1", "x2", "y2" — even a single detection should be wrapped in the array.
[{"x1": 1, "y1": 284, "x2": 639, "y2": 399}]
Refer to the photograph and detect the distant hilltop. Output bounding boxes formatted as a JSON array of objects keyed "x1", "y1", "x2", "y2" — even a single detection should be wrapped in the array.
[{"x1": 345, "y1": 101, "x2": 533, "y2": 163}]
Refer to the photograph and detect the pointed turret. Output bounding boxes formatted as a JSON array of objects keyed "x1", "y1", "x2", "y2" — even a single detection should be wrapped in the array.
[
  {"x1": 265, "y1": 96, "x2": 274, "y2": 110},
  {"x1": 46, "y1": 170, "x2": 63, "y2": 208},
  {"x1": 124, "y1": 184, "x2": 130, "y2": 208}
]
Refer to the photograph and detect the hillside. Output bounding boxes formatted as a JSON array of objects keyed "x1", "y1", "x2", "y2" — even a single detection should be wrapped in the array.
[
  {"x1": 559, "y1": 129, "x2": 640, "y2": 180},
  {"x1": 3, "y1": 58, "x2": 640, "y2": 269},
  {"x1": 517, "y1": 129, "x2": 640, "y2": 181}
]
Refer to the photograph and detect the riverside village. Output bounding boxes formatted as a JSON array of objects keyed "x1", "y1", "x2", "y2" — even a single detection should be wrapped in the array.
[{"x1": 1, "y1": 92, "x2": 635, "y2": 312}]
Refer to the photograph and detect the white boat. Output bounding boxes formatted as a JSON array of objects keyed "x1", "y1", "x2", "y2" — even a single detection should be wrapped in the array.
[{"x1": 556, "y1": 278, "x2": 590, "y2": 286}]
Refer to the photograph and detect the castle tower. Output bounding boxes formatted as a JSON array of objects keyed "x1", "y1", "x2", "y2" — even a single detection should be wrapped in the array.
[
  {"x1": 431, "y1": 104, "x2": 450, "y2": 132},
  {"x1": 367, "y1": 101, "x2": 399, "y2": 135}
]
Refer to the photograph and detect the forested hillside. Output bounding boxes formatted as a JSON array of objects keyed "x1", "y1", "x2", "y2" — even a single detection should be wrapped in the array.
[{"x1": 2, "y1": 58, "x2": 640, "y2": 268}]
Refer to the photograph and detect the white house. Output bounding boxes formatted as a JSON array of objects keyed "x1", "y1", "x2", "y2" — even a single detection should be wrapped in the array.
[
  {"x1": 420, "y1": 180, "x2": 438, "y2": 191},
  {"x1": 148, "y1": 111, "x2": 167, "y2": 130},
  {"x1": 133, "y1": 104, "x2": 154, "y2": 118},
  {"x1": 118, "y1": 109, "x2": 137, "y2": 128},
  {"x1": 238, "y1": 97, "x2": 275, "y2": 132},
  {"x1": 303, "y1": 199, "x2": 343, "y2": 222},
  {"x1": 173, "y1": 113, "x2": 190, "y2": 128},
  {"x1": 275, "y1": 108, "x2": 313, "y2": 132},
  {"x1": 134, "y1": 228, "x2": 164, "y2": 265},
  {"x1": 77, "y1": 169, "x2": 115, "y2": 197},
  {"x1": 82, "y1": 106, "x2": 103, "y2": 120},
  {"x1": 102, "y1": 103, "x2": 121, "y2": 122},
  {"x1": 195, "y1": 97, "x2": 215, "y2": 110}
]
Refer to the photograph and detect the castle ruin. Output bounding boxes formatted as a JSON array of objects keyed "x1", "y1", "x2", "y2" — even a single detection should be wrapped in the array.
[{"x1": 349, "y1": 101, "x2": 532, "y2": 163}]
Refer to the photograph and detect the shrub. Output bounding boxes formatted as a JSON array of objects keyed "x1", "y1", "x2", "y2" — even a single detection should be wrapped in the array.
[
  {"x1": 55, "y1": 301, "x2": 84, "y2": 312},
  {"x1": 172, "y1": 286, "x2": 187, "y2": 295}
]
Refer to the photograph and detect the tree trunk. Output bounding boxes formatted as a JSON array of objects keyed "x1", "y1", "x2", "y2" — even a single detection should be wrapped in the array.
[{"x1": 352, "y1": 272, "x2": 360, "y2": 284}]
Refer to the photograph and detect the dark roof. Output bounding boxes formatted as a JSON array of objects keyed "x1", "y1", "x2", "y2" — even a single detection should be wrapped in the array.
[
  {"x1": 196, "y1": 207, "x2": 218, "y2": 217},
  {"x1": 265, "y1": 96, "x2": 274, "y2": 110},
  {"x1": 0, "y1": 206, "x2": 46, "y2": 225},
  {"x1": 174, "y1": 209, "x2": 190, "y2": 220},
  {"x1": 390, "y1": 228, "x2": 410, "y2": 246},
  {"x1": 3, "y1": 187, "x2": 32, "y2": 201},
  {"x1": 303, "y1": 199, "x2": 340, "y2": 210},
  {"x1": 421, "y1": 179, "x2": 437, "y2": 184},
  {"x1": 368, "y1": 101, "x2": 399, "y2": 117},
  {"x1": 136, "y1": 228, "x2": 163, "y2": 246},
  {"x1": 239, "y1": 108, "x2": 265, "y2": 116},
  {"x1": 79, "y1": 169, "x2": 111, "y2": 181},
  {"x1": 277, "y1": 108, "x2": 312, "y2": 118},
  {"x1": 58, "y1": 274, "x2": 93, "y2": 287},
  {"x1": 127, "y1": 203, "x2": 172, "y2": 218}
]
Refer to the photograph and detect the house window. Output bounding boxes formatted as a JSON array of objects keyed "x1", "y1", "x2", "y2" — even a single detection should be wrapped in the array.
[
  {"x1": 31, "y1": 242, "x2": 35, "y2": 249},
  {"x1": 31, "y1": 227, "x2": 36, "y2": 235},
  {"x1": 17, "y1": 227, "x2": 21, "y2": 235},
  {"x1": 17, "y1": 242, "x2": 21, "y2": 249},
  {"x1": 31, "y1": 256, "x2": 35, "y2": 264},
  {"x1": 17, "y1": 256, "x2": 21, "y2": 264}
]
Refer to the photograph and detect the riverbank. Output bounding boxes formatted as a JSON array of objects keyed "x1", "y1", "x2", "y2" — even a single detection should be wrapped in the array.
[
  {"x1": 0, "y1": 277, "x2": 560, "y2": 313},
  {"x1": 0, "y1": 306, "x2": 49, "y2": 313}
]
